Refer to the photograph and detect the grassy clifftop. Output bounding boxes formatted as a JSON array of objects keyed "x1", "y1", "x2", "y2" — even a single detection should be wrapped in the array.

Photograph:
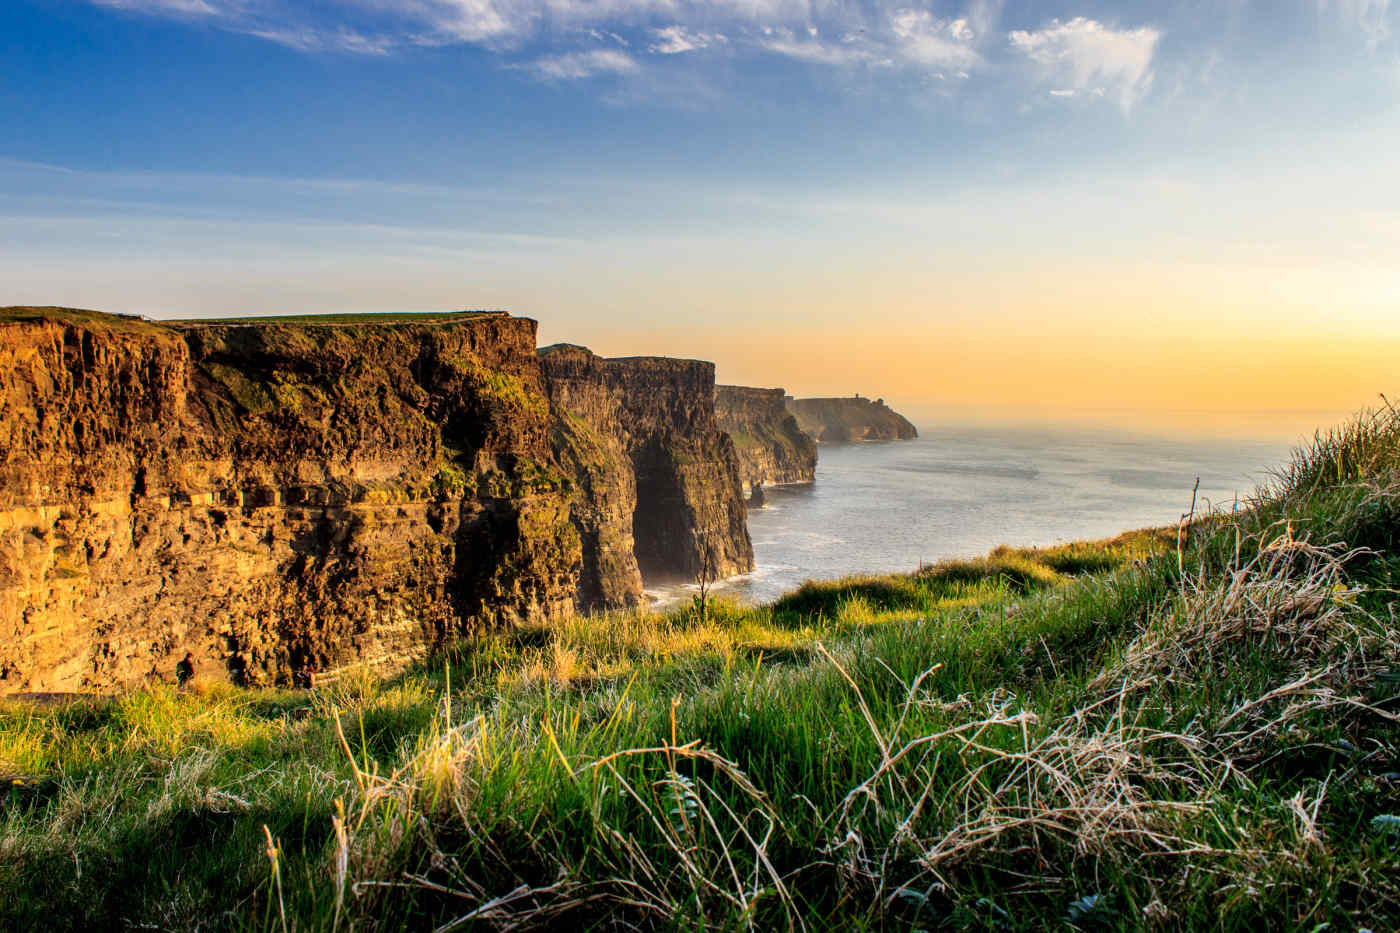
[{"x1": 3, "y1": 406, "x2": 1399, "y2": 930}]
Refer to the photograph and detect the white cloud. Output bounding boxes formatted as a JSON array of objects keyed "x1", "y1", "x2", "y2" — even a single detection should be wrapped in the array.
[
  {"x1": 78, "y1": 0, "x2": 1165, "y2": 119},
  {"x1": 84, "y1": 0, "x2": 993, "y2": 70},
  {"x1": 589, "y1": 28, "x2": 630, "y2": 45},
  {"x1": 649, "y1": 25, "x2": 723, "y2": 54},
  {"x1": 1009, "y1": 17, "x2": 1162, "y2": 109},
  {"x1": 409, "y1": 0, "x2": 518, "y2": 43},
  {"x1": 90, "y1": 0, "x2": 221, "y2": 15},
  {"x1": 889, "y1": 9, "x2": 981, "y2": 69},
  {"x1": 760, "y1": 30, "x2": 881, "y2": 66},
  {"x1": 247, "y1": 26, "x2": 398, "y2": 54},
  {"x1": 528, "y1": 47, "x2": 640, "y2": 78}
]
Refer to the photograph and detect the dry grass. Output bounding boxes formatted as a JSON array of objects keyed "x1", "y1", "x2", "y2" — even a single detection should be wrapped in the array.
[{"x1": 299, "y1": 515, "x2": 1397, "y2": 929}]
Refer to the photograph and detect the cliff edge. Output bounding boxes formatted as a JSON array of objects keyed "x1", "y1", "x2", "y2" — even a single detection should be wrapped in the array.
[
  {"x1": 786, "y1": 395, "x2": 918, "y2": 443},
  {"x1": 542, "y1": 346, "x2": 753, "y2": 584},
  {"x1": 715, "y1": 385, "x2": 817, "y2": 494}
]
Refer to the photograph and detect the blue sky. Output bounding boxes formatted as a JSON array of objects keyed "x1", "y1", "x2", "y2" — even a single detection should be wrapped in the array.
[{"x1": 3, "y1": 0, "x2": 1399, "y2": 423}]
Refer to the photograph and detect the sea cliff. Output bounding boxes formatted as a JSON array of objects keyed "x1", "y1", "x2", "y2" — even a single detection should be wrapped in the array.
[
  {"x1": 786, "y1": 395, "x2": 918, "y2": 443},
  {"x1": 0, "y1": 308, "x2": 750, "y2": 692},
  {"x1": 543, "y1": 346, "x2": 753, "y2": 583},
  {"x1": 715, "y1": 385, "x2": 817, "y2": 493}
]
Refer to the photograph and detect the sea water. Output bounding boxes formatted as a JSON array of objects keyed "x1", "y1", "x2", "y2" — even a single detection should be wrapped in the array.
[{"x1": 648, "y1": 417, "x2": 1329, "y2": 607}]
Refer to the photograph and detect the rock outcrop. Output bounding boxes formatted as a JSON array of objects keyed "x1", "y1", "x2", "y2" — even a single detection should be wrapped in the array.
[
  {"x1": 786, "y1": 395, "x2": 919, "y2": 443},
  {"x1": 715, "y1": 385, "x2": 817, "y2": 494},
  {"x1": 542, "y1": 346, "x2": 753, "y2": 585},
  {"x1": 0, "y1": 308, "x2": 751, "y2": 693}
]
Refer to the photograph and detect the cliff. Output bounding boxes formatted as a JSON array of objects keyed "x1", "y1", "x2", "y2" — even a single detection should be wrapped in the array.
[
  {"x1": 536, "y1": 344, "x2": 645, "y2": 610},
  {"x1": 541, "y1": 346, "x2": 753, "y2": 584},
  {"x1": 0, "y1": 308, "x2": 749, "y2": 693},
  {"x1": 715, "y1": 385, "x2": 817, "y2": 494},
  {"x1": 786, "y1": 395, "x2": 919, "y2": 443}
]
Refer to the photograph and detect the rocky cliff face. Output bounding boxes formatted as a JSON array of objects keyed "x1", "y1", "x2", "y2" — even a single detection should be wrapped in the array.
[
  {"x1": 715, "y1": 385, "x2": 817, "y2": 493},
  {"x1": 1, "y1": 308, "x2": 748, "y2": 693},
  {"x1": 541, "y1": 346, "x2": 753, "y2": 585},
  {"x1": 786, "y1": 396, "x2": 919, "y2": 443},
  {"x1": 537, "y1": 344, "x2": 644, "y2": 611}
]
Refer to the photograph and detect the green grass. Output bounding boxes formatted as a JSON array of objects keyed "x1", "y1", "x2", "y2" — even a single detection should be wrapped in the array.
[
  {"x1": 171, "y1": 310, "x2": 506, "y2": 325},
  {"x1": 0, "y1": 305, "x2": 171, "y2": 333},
  {"x1": 3, "y1": 407, "x2": 1400, "y2": 930},
  {"x1": 0, "y1": 305, "x2": 507, "y2": 332}
]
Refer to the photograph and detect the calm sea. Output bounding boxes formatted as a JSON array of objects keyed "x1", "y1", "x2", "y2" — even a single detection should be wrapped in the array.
[{"x1": 648, "y1": 417, "x2": 1334, "y2": 606}]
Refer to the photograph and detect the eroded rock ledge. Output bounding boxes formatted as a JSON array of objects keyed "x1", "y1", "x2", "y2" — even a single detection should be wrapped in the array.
[
  {"x1": 715, "y1": 385, "x2": 817, "y2": 494},
  {"x1": 0, "y1": 308, "x2": 751, "y2": 692}
]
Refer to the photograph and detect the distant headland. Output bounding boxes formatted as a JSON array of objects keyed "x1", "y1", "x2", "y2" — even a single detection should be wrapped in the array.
[{"x1": 785, "y1": 394, "x2": 919, "y2": 443}]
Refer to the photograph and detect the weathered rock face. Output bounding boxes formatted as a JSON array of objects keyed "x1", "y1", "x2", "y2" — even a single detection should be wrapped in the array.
[
  {"x1": 607, "y1": 357, "x2": 753, "y2": 582},
  {"x1": 1, "y1": 308, "x2": 759, "y2": 693},
  {"x1": 0, "y1": 308, "x2": 584, "y2": 692},
  {"x1": 786, "y1": 396, "x2": 919, "y2": 443},
  {"x1": 540, "y1": 346, "x2": 753, "y2": 585},
  {"x1": 537, "y1": 344, "x2": 644, "y2": 611},
  {"x1": 715, "y1": 385, "x2": 817, "y2": 494}
]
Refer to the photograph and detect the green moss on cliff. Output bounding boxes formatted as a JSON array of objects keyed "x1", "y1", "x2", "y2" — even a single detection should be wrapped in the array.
[
  {"x1": 429, "y1": 462, "x2": 477, "y2": 499},
  {"x1": 467, "y1": 365, "x2": 550, "y2": 419},
  {"x1": 197, "y1": 362, "x2": 280, "y2": 415},
  {"x1": 0, "y1": 306, "x2": 172, "y2": 335}
]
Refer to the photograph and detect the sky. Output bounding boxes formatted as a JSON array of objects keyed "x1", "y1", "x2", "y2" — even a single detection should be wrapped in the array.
[{"x1": 2, "y1": 0, "x2": 1398, "y2": 436}]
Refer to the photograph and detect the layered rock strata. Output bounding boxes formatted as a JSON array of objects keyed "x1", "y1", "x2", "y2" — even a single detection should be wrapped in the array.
[
  {"x1": 541, "y1": 346, "x2": 753, "y2": 584},
  {"x1": 0, "y1": 308, "x2": 751, "y2": 693},
  {"x1": 786, "y1": 395, "x2": 919, "y2": 443},
  {"x1": 715, "y1": 385, "x2": 817, "y2": 494},
  {"x1": 536, "y1": 344, "x2": 645, "y2": 611}
]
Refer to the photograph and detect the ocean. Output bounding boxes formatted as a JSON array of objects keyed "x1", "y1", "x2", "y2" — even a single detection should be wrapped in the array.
[{"x1": 648, "y1": 417, "x2": 1329, "y2": 606}]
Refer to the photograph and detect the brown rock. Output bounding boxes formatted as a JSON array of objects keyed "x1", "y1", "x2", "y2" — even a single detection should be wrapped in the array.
[
  {"x1": 715, "y1": 385, "x2": 817, "y2": 494},
  {"x1": 540, "y1": 345, "x2": 753, "y2": 586},
  {"x1": 1, "y1": 308, "x2": 756, "y2": 693},
  {"x1": 0, "y1": 308, "x2": 578, "y2": 692}
]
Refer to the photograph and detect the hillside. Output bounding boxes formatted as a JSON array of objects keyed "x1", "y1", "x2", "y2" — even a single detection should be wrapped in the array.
[{"x1": 3, "y1": 396, "x2": 1400, "y2": 929}]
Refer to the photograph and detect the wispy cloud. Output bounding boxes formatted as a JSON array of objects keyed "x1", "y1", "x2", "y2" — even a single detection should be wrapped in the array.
[
  {"x1": 413, "y1": 0, "x2": 518, "y2": 44},
  {"x1": 528, "y1": 47, "x2": 640, "y2": 79},
  {"x1": 649, "y1": 25, "x2": 723, "y2": 54},
  {"x1": 82, "y1": 0, "x2": 1166, "y2": 113},
  {"x1": 90, "y1": 0, "x2": 221, "y2": 15},
  {"x1": 246, "y1": 26, "x2": 397, "y2": 54},
  {"x1": 889, "y1": 9, "x2": 980, "y2": 69},
  {"x1": 759, "y1": 27, "x2": 882, "y2": 66},
  {"x1": 1009, "y1": 17, "x2": 1162, "y2": 110}
]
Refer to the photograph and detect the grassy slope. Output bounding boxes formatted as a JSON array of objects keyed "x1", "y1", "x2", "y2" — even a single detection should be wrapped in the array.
[
  {"x1": 0, "y1": 305, "x2": 172, "y2": 333},
  {"x1": 0, "y1": 306, "x2": 506, "y2": 328},
  {"x1": 169, "y1": 311, "x2": 506, "y2": 325},
  {"x1": 3, "y1": 411, "x2": 1400, "y2": 931}
]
